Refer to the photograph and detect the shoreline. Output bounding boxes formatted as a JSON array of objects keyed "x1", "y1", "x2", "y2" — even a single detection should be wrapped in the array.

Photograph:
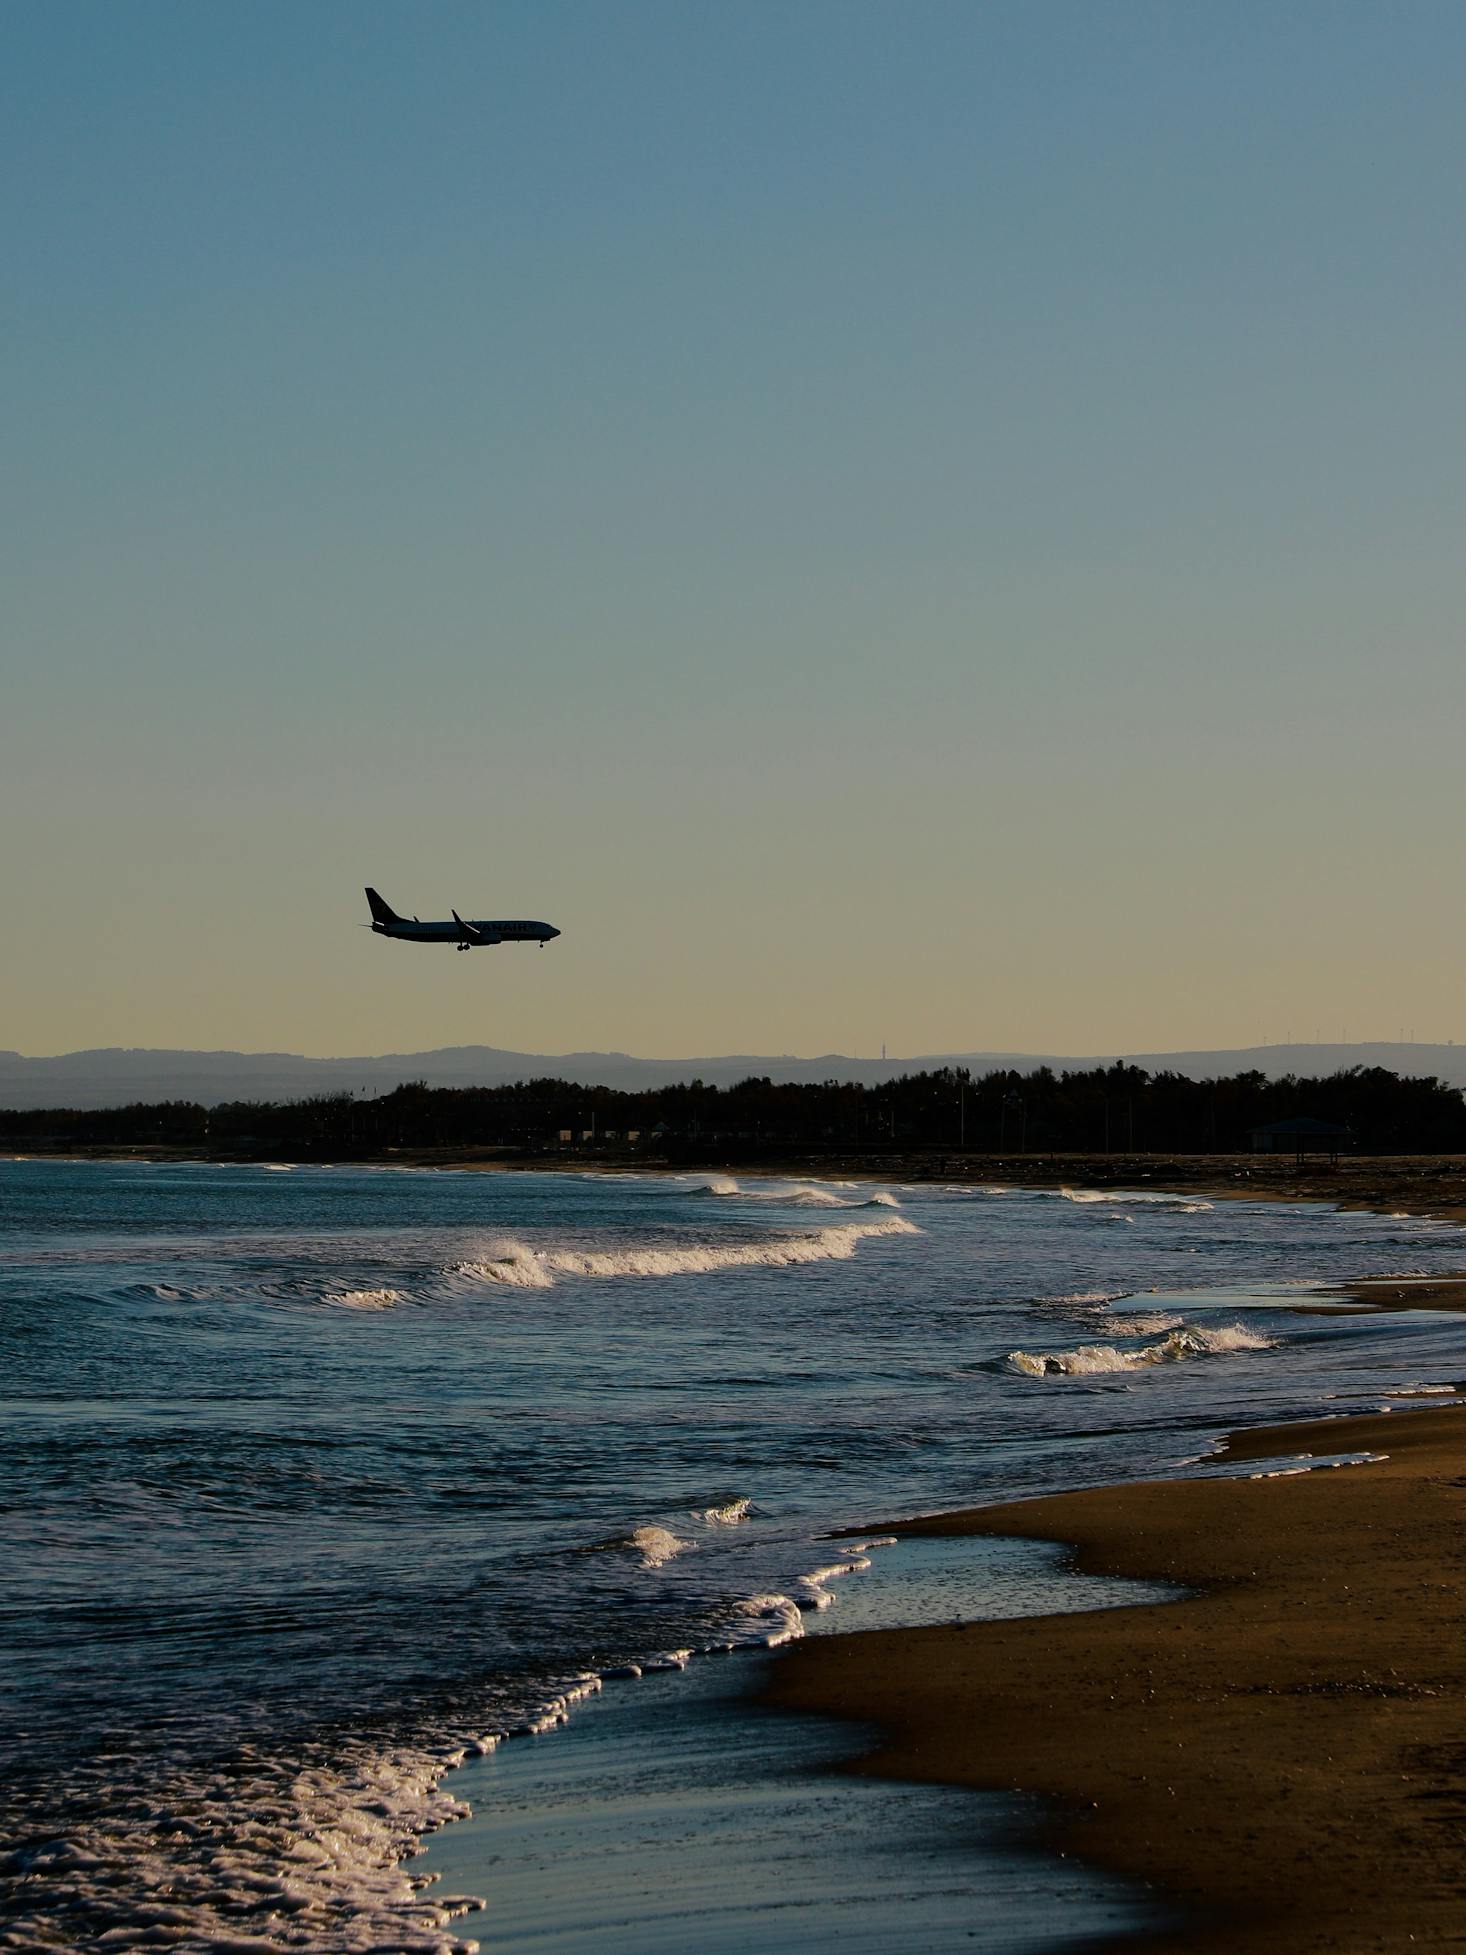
[
  {"x1": 765, "y1": 1403, "x2": 1466, "y2": 1954},
  {"x1": 9, "y1": 1143, "x2": 1466, "y2": 1221},
  {"x1": 15, "y1": 1152, "x2": 1466, "y2": 1946}
]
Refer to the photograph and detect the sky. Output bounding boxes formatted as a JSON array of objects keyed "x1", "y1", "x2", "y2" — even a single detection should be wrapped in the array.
[{"x1": 5, "y1": 1, "x2": 1466, "y2": 1061}]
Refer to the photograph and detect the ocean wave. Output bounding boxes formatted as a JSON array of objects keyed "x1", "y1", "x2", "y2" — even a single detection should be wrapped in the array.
[
  {"x1": 450, "y1": 1216, "x2": 920, "y2": 1289},
  {"x1": 696, "y1": 1496, "x2": 752, "y2": 1525},
  {"x1": 724, "y1": 1594, "x2": 805, "y2": 1647},
  {"x1": 689, "y1": 1175, "x2": 900, "y2": 1210},
  {"x1": 1100, "y1": 1311, "x2": 1186, "y2": 1336},
  {"x1": 326, "y1": 1288, "x2": 404, "y2": 1311},
  {"x1": 510, "y1": 1673, "x2": 605, "y2": 1735},
  {"x1": 1008, "y1": 1322, "x2": 1276, "y2": 1378},
  {"x1": 1249, "y1": 1451, "x2": 1388, "y2": 1479},
  {"x1": 8, "y1": 1740, "x2": 482, "y2": 1955},
  {"x1": 795, "y1": 1556, "x2": 873, "y2": 1609},
  {"x1": 447, "y1": 1241, "x2": 555, "y2": 1289},
  {"x1": 1058, "y1": 1187, "x2": 1214, "y2": 1213},
  {"x1": 1030, "y1": 1287, "x2": 1137, "y2": 1311},
  {"x1": 628, "y1": 1524, "x2": 689, "y2": 1568},
  {"x1": 586, "y1": 1523, "x2": 691, "y2": 1568},
  {"x1": 917, "y1": 1183, "x2": 1013, "y2": 1197}
]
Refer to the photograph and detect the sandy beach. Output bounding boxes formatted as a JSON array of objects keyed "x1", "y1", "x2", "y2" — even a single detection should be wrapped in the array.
[{"x1": 766, "y1": 1403, "x2": 1466, "y2": 1952}]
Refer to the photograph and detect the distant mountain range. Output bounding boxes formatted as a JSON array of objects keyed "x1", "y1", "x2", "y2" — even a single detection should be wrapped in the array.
[{"x1": 2, "y1": 1042, "x2": 1463, "y2": 1109}]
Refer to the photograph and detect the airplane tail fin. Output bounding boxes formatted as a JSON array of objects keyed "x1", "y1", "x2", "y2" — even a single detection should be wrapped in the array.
[{"x1": 364, "y1": 887, "x2": 399, "y2": 926}]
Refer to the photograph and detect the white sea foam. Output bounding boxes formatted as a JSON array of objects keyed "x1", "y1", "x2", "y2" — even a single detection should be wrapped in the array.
[
  {"x1": 726, "y1": 1594, "x2": 805, "y2": 1646},
  {"x1": 12, "y1": 1740, "x2": 485, "y2": 1955},
  {"x1": 586, "y1": 1522, "x2": 693, "y2": 1566},
  {"x1": 1008, "y1": 1322, "x2": 1276, "y2": 1377},
  {"x1": 448, "y1": 1241, "x2": 555, "y2": 1289},
  {"x1": 795, "y1": 1557, "x2": 873, "y2": 1609},
  {"x1": 1058, "y1": 1187, "x2": 1213, "y2": 1212},
  {"x1": 327, "y1": 1289, "x2": 405, "y2": 1311},
  {"x1": 627, "y1": 1525, "x2": 690, "y2": 1568},
  {"x1": 1249, "y1": 1451, "x2": 1388, "y2": 1479},
  {"x1": 696, "y1": 1496, "x2": 752, "y2": 1525},
  {"x1": 450, "y1": 1216, "x2": 920, "y2": 1289},
  {"x1": 515, "y1": 1674, "x2": 604, "y2": 1735},
  {"x1": 921, "y1": 1182, "x2": 1012, "y2": 1196},
  {"x1": 692, "y1": 1175, "x2": 899, "y2": 1210},
  {"x1": 17, "y1": 1658, "x2": 630, "y2": 1950}
]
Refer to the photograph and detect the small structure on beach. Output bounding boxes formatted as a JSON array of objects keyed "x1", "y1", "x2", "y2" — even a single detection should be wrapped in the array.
[{"x1": 1249, "y1": 1115, "x2": 1353, "y2": 1162}]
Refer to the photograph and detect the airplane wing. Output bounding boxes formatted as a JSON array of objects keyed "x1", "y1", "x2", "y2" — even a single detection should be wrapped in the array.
[{"x1": 452, "y1": 910, "x2": 500, "y2": 947}]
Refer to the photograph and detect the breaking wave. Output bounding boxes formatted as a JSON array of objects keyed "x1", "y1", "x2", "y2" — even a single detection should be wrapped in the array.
[
  {"x1": 587, "y1": 1523, "x2": 692, "y2": 1568},
  {"x1": 326, "y1": 1288, "x2": 404, "y2": 1311},
  {"x1": 1101, "y1": 1311, "x2": 1186, "y2": 1336},
  {"x1": 725, "y1": 1594, "x2": 805, "y2": 1647},
  {"x1": 1058, "y1": 1187, "x2": 1213, "y2": 1213},
  {"x1": 795, "y1": 1556, "x2": 873, "y2": 1609},
  {"x1": 1008, "y1": 1322, "x2": 1276, "y2": 1377},
  {"x1": 450, "y1": 1216, "x2": 920, "y2": 1289},
  {"x1": 626, "y1": 1525, "x2": 690, "y2": 1568},
  {"x1": 5, "y1": 1741, "x2": 484, "y2": 1955},
  {"x1": 688, "y1": 1175, "x2": 901, "y2": 1210},
  {"x1": 1029, "y1": 1287, "x2": 1136, "y2": 1311},
  {"x1": 696, "y1": 1496, "x2": 752, "y2": 1525}
]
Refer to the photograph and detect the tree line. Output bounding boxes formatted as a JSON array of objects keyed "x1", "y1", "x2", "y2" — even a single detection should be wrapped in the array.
[{"x1": 3, "y1": 1063, "x2": 1464, "y2": 1156}]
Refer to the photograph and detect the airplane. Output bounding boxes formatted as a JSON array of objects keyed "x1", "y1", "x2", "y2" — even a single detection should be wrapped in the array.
[{"x1": 365, "y1": 888, "x2": 561, "y2": 951}]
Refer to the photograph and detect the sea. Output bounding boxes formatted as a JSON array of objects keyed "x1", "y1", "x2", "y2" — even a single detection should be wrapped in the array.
[{"x1": 4, "y1": 1158, "x2": 1464, "y2": 1953}]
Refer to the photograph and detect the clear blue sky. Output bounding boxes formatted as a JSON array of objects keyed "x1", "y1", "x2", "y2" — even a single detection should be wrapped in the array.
[{"x1": 6, "y1": 2, "x2": 1465, "y2": 1057}]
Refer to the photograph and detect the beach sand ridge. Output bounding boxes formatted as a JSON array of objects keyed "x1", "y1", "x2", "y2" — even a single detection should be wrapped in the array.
[{"x1": 766, "y1": 1404, "x2": 1466, "y2": 1953}]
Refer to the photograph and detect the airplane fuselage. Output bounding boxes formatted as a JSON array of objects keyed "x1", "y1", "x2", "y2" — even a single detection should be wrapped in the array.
[
  {"x1": 371, "y1": 917, "x2": 557, "y2": 945},
  {"x1": 364, "y1": 887, "x2": 559, "y2": 949}
]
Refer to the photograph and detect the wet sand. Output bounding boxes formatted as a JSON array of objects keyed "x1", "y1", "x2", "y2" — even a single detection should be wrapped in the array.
[
  {"x1": 421, "y1": 1535, "x2": 1175, "y2": 1955},
  {"x1": 765, "y1": 1405, "x2": 1466, "y2": 1954},
  {"x1": 1340, "y1": 1274, "x2": 1466, "y2": 1313}
]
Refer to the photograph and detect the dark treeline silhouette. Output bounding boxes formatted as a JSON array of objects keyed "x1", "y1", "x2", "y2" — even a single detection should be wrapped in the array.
[{"x1": 3, "y1": 1064, "x2": 1464, "y2": 1157}]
